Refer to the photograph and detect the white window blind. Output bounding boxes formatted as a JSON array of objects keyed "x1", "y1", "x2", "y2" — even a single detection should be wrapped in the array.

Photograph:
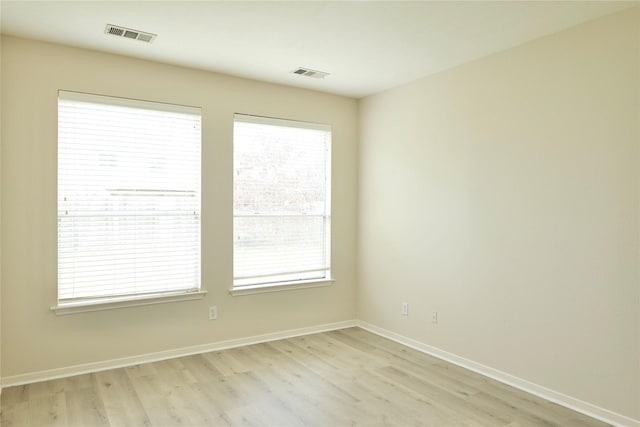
[
  {"x1": 57, "y1": 90, "x2": 201, "y2": 304},
  {"x1": 233, "y1": 114, "x2": 331, "y2": 288}
]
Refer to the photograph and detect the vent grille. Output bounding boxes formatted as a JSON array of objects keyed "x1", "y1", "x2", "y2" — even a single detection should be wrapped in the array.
[
  {"x1": 105, "y1": 24, "x2": 157, "y2": 43},
  {"x1": 291, "y1": 67, "x2": 330, "y2": 79}
]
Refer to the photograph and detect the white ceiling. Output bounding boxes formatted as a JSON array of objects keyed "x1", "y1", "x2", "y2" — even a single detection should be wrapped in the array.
[{"x1": 1, "y1": 1, "x2": 637, "y2": 98}]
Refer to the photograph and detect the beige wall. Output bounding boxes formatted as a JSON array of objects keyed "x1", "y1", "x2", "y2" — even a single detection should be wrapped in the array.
[
  {"x1": 0, "y1": 36, "x2": 358, "y2": 377},
  {"x1": 636, "y1": 16, "x2": 640, "y2": 418},
  {"x1": 358, "y1": 6, "x2": 640, "y2": 420},
  {"x1": 637, "y1": 9, "x2": 640, "y2": 415},
  {"x1": 0, "y1": 31, "x2": 3, "y2": 394}
]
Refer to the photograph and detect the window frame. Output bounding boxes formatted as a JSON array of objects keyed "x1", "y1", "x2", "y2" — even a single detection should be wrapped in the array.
[
  {"x1": 231, "y1": 113, "x2": 333, "y2": 295},
  {"x1": 53, "y1": 90, "x2": 205, "y2": 314}
]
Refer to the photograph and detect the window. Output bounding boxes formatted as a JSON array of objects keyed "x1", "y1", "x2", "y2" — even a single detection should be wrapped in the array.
[
  {"x1": 57, "y1": 91, "x2": 202, "y2": 310},
  {"x1": 233, "y1": 114, "x2": 331, "y2": 291}
]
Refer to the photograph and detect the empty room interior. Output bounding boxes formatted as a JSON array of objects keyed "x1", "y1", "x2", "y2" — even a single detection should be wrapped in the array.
[{"x1": 1, "y1": 1, "x2": 640, "y2": 426}]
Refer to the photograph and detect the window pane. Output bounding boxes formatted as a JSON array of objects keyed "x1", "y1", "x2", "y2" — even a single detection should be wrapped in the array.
[
  {"x1": 234, "y1": 121, "x2": 328, "y2": 215},
  {"x1": 234, "y1": 215, "x2": 328, "y2": 280},
  {"x1": 57, "y1": 91, "x2": 201, "y2": 302},
  {"x1": 233, "y1": 114, "x2": 331, "y2": 287}
]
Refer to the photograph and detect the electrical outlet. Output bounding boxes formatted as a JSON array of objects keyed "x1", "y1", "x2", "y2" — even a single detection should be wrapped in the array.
[
  {"x1": 401, "y1": 302, "x2": 409, "y2": 316},
  {"x1": 209, "y1": 306, "x2": 217, "y2": 320},
  {"x1": 432, "y1": 311, "x2": 438, "y2": 324}
]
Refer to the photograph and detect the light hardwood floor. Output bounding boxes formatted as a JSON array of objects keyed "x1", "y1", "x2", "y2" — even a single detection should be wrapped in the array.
[{"x1": 1, "y1": 327, "x2": 610, "y2": 426}]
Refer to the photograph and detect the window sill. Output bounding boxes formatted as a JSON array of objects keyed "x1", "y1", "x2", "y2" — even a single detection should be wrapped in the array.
[
  {"x1": 51, "y1": 290, "x2": 208, "y2": 315},
  {"x1": 229, "y1": 279, "x2": 334, "y2": 296}
]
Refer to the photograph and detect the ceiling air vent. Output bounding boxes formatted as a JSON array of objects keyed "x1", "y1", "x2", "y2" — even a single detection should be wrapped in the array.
[
  {"x1": 292, "y1": 67, "x2": 330, "y2": 79},
  {"x1": 104, "y1": 24, "x2": 157, "y2": 43}
]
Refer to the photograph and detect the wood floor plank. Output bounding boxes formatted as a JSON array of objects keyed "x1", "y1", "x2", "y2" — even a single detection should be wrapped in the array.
[
  {"x1": 200, "y1": 351, "x2": 245, "y2": 376},
  {"x1": 337, "y1": 328, "x2": 450, "y2": 368},
  {"x1": 431, "y1": 361, "x2": 602, "y2": 426},
  {"x1": 250, "y1": 367, "x2": 367, "y2": 426},
  {"x1": 372, "y1": 366, "x2": 501, "y2": 427},
  {"x1": 26, "y1": 392, "x2": 68, "y2": 427},
  {"x1": 1, "y1": 384, "x2": 29, "y2": 407},
  {"x1": 179, "y1": 354, "x2": 225, "y2": 380},
  {"x1": 274, "y1": 336, "x2": 458, "y2": 425},
  {"x1": 94, "y1": 369, "x2": 152, "y2": 426},
  {"x1": 124, "y1": 363, "x2": 159, "y2": 379},
  {"x1": 348, "y1": 368, "x2": 462, "y2": 426},
  {"x1": 223, "y1": 398, "x2": 305, "y2": 427},
  {"x1": 1, "y1": 328, "x2": 613, "y2": 427},
  {"x1": 0, "y1": 401, "x2": 29, "y2": 427},
  {"x1": 64, "y1": 387, "x2": 109, "y2": 427}
]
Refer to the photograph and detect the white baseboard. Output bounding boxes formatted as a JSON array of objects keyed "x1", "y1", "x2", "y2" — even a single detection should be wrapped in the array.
[
  {"x1": 356, "y1": 320, "x2": 640, "y2": 427},
  {"x1": 0, "y1": 319, "x2": 357, "y2": 388}
]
